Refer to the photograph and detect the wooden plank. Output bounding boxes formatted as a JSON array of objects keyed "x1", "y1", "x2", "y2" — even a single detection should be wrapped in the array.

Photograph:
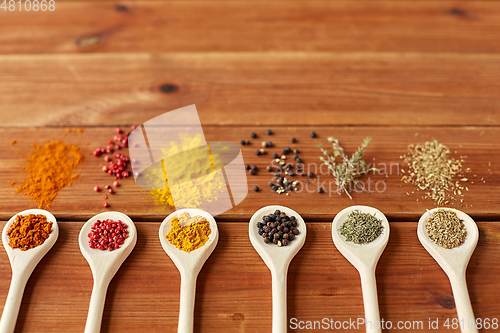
[
  {"x1": 1, "y1": 1, "x2": 500, "y2": 54},
  {"x1": 0, "y1": 126, "x2": 498, "y2": 221},
  {"x1": 0, "y1": 221, "x2": 498, "y2": 333},
  {"x1": 1, "y1": 52, "x2": 500, "y2": 127}
]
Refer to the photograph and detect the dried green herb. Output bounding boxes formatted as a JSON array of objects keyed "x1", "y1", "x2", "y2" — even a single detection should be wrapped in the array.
[
  {"x1": 318, "y1": 137, "x2": 378, "y2": 199},
  {"x1": 339, "y1": 210, "x2": 384, "y2": 245},
  {"x1": 426, "y1": 209, "x2": 467, "y2": 249},
  {"x1": 401, "y1": 140, "x2": 469, "y2": 205}
]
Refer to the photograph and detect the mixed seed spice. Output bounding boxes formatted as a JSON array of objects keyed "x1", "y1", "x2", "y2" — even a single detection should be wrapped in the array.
[
  {"x1": 339, "y1": 210, "x2": 384, "y2": 245},
  {"x1": 401, "y1": 140, "x2": 470, "y2": 205},
  {"x1": 257, "y1": 210, "x2": 300, "y2": 247},
  {"x1": 426, "y1": 209, "x2": 467, "y2": 249}
]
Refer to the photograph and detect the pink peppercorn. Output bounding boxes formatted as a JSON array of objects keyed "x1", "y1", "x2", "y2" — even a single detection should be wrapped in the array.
[
  {"x1": 116, "y1": 127, "x2": 122, "y2": 134},
  {"x1": 102, "y1": 194, "x2": 107, "y2": 199},
  {"x1": 94, "y1": 186, "x2": 101, "y2": 192},
  {"x1": 131, "y1": 125, "x2": 137, "y2": 130},
  {"x1": 108, "y1": 188, "x2": 114, "y2": 194},
  {"x1": 113, "y1": 181, "x2": 120, "y2": 187},
  {"x1": 103, "y1": 202, "x2": 109, "y2": 208}
]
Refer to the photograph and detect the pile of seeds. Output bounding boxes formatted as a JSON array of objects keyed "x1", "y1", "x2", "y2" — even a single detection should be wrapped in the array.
[
  {"x1": 257, "y1": 209, "x2": 300, "y2": 246},
  {"x1": 88, "y1": 219, "x2": 129, "y2": 251},
  {"x1": 240, "y1": 129, "x2": 319, "y2": 195},
  {"x1": 339, "y1": 210, "x2": 384, "y2": 245},
  {"x1": 426, "y1": 209, "x2": 467, "y2": 249},
  {"x1": 93, "y1": 127, "x2": 135, "y2": 208},
  {"x1": 401, "y1": 140, "x2": 470, "y2": 205}
]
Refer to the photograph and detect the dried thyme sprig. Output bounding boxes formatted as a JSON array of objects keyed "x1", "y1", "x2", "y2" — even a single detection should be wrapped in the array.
[
  {"x1": 400, "y1": 140, "x2": 469, "y2": 205},
  {"x1": 318, "y1": 137, "x2": 378, "y2": 199},
  {"x1": 426, "y1": 209, "x2": 467, "y2": 249},
  {"x1": 339, "y1": 210, "x2": 384, "y2": 245}
]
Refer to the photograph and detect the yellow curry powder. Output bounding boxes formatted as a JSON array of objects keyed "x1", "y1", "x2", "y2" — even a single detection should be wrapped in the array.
[
  {"x1": 8, "y1": 214, "x2": 53, "y2": 251},
  {"x1": 166, "y1": 212, "x2": 211, "y2": 253},
  {"x1": 146, "y1": 134, "x2": 225, "y2": 209},
  {"x1": 16, "y1": 140, "x2": 84, "y2": 209}
]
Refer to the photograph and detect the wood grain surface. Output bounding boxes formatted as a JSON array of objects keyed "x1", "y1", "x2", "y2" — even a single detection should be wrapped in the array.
[
  {"x1": 1, "y1": 53, "x2": 500, "y2": 127},
  {"x1": 1, "y1": 1, "x2": 500, "y2": 54},
  {"x1": 0, "y1": 221, "x2": 498, "y2": 333},
  {"x1": 1, "y1": 126, "x2": 499, "y2": 222},
  {"x1": 2, "y1": 0, "x2": 500, "y2": 331}
]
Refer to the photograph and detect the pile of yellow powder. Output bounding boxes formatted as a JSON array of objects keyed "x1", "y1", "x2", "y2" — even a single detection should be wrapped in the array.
[{"x1": 166, "y1": 212, "x2": 211, "y2": 253}]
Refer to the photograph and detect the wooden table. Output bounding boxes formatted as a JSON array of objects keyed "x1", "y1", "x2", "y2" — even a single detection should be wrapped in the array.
[{"x1": 1, "y1": 1, "x2": 500, "y2": 332}]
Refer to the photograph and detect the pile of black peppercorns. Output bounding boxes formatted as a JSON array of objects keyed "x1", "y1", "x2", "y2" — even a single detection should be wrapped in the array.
[{"x1": 257, "y1": 210, "x2": 300, "y2": 246}]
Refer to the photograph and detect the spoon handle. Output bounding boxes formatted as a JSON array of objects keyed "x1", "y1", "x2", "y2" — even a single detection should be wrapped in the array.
[
  {"x1": 0, "y1": 272, "x2": 30, "y2": 333},
  {"x1": 359, "y1": 270, "x2": 382, "y2": 333},
  {"x1": 271, "y1": 270, "x2": 288, "y2": 333},
  {"x1": 84, "y1": 279, "x2": 110, "y2": 333},
  {"x1": 449, "y1": 273, "x2": 478, "y2": 333},
  {"x1": 178, "y1": 272, "x2": 198, "y2": 333}
]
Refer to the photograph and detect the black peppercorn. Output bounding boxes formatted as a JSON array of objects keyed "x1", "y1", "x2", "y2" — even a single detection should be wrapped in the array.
[
  {"x1": 258, "y1": 228, "x2": 264, "y2": 235},
  {"x1": 296, "y1": 158, "x2": 303, "y2": 164},
  {"x1": 274, "y1": 233, "x2": 280, "y2": 240},
  {"x1": 267, "y1": 141, "x2": 273, "y2": 147},
  {"x1": 273, "y1": 238, "x2": 279, "y2": 244},
  {"x1": 311, "y1": 131, "x2": 317, "y2": 138},
  {"x1": 267, "y1": 129, "x2": 272, "y2": 135},
  {"x1": 281, "y1": 149, "x2": 288, "y2": 155},
  {"x1": 272, "y1": 153, "x2": 279, "y2": 159},
  {"x1": 274, "y1": 210, "x2": 281, "y2": 215},
  {"x1": 291, "y1": 137, "x2": 297, "y2": 143},
  {"x1": 308, "y1": 171, "x2": 314, "y2": 178},
  {"x1": 293, "y1": 229, "x2": 299, "y2": 235},
  {"x1": 293, "y1": 154, "x2": 298, "y2": 160},
  {"x1": 277, "y1": 225, "x2": 283, "y2": 231},
  {"x1": 251, "y1": 165, "x2": 258, "y2": 171},
  {"x1": 251, "y1": 132, "x2": 257, "y2": 138},
  {"x1": 317, "y1": 187, "x2": 324, "y2": 193},
  {"x1": 249, "y1": 169, "x2": 256, "y2": 175},
  {"x1": 253, "y1": 186, "x2": 259, "y2": 192},
  {"x1": 240, "y1": 140, "x2": 246, "y2": 145},
  {"x1": 271, "y1": 185, "x2": 278, "y2": 192},
  {"x1": 245, "y1": 164, "x2": 250, "y2": 170},
  {"x1": 283, "y1": 227, "x2": 289, "y2": 233},
  {"x1": 267, "y1": 166, "x2": 272, "y2": 172},
  {"x1": 283, "y1": 233, "x2": 289, "y2": 239},
  {"x1": 293, "y1": 149, "x2": 300, "y2": 154},
  {"x1": 264, "y1": 237, "x2": 271, "y2": 244},
  {"x1": 255, "y1": 150, "x2": 261, "y2": 156},
  {"x1": 257, "y1": 222, "x2": 264, "y2": 228},
  {"x1": 282, "y1": 239, "x2": 289, "y2": 246},
  {"x1": 288, "y1": 233, "x2": 295, "y2": 241}
]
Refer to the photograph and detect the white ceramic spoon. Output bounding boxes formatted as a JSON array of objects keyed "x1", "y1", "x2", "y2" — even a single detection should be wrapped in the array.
[
  {"x1": 79, "y1": 211, "x2": 137, "y2": 333},
  {"x1": 249, "y1": 205, "x2": 306, "y2": 333},
  {"x1": 332, "y1": 205, "x2": 390, "y2": 333},
  {"x1": 0, "y1": 208, "x2": 59, "y2": 333},
  {"x1": 159, "y1": 208, "x2": 219, "y2": 333},
  {"x1": 418, "y1": 208, "x2": 479, "y2": 333}
]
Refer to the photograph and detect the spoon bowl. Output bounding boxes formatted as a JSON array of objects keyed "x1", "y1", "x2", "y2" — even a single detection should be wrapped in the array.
[
  {"x1": 249, "y1": 205, "x2": 306, "y2": 333},
  {"x1": 418, "y1": 208, "x2": 479, "y2": 333},
  {"x1": 79, "y1": 211, "x2": 137, "y2": 333},
  {"x1": 0, "y1": 209, "x2": 59, "y2": 333},
  {"x1": 332, "y1": 205, "x2": 390, "y2": 333},
  {"x1": 159, "y1": 208, "x2": 219, "y2": 333}
]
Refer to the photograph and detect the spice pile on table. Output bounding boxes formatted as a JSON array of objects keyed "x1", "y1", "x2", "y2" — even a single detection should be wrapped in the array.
[
  {"x1": 318, "y1": 137, "x2": 378, "y2": 199},
  {"x1": 87, "y1": 219, "x2": 129, "y2": 251},
  {"x1": 400, "y1": 140, "x2": 471, "y2": 205},
  {"x1": 7, "y1": 214, "x2": 53, "y2": 251},
  {"x1": 146, "y1": 134, "x2": 226, "y2": 209},
  {"x1": 426, "y1": 209, "x2": 467, "y2": 249},
  {"x1": 166, "y1": 212, "x2": 212, "y2": 253},
  {"x1": 257, "y1": 209, "x2": 300, "y2": 247},
  {"x1": 240, "y1": 130, "x2": 319, "y2": 195},
  {"x1": 16, "y1": 140, "x2": 84, "y2": 209},
  {"x1": 93, "y1": 126, "x2": 134, "y2": 208},
  {"x1": 339, "y1": 210, "x2": 384, "y2": 245}
]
